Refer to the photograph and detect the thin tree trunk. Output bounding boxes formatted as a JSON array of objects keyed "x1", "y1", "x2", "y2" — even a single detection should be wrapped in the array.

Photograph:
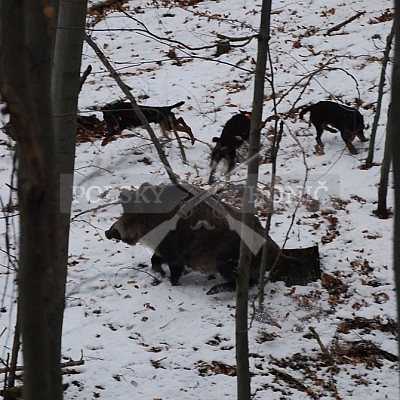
[
  {"x1": 391, "y1": 3, "x2": 400, "y2": 393},
  {"x1": 366, "y1": 23, "x2": 394, "y2": 167},
  {"x1": 376, "y1": 104, "x2": 392, "y2": 218},
  {"x1": 258, "y1": 38, "x2": 280, "y2": 310},
  {"x1": 236, "y1": 1, "x2": 271, "y2": 399},
  {"x1": 0, "y1": 1, "x2": 86, "y2": 398},
  {"x1": 51, "y1": 0, "x2": 88, "y2": 396},
  {"x1": 15, "y1": 2, "x2": 59, "y2": 399},
  {"x1": 7, "y1": 302, "x2": 20, "y2": 390}
]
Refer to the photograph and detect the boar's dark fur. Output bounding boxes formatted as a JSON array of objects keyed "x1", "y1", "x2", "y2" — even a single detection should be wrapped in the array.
[{"x1": 105, "y1": 183, "x2": 317, "y2": 294}]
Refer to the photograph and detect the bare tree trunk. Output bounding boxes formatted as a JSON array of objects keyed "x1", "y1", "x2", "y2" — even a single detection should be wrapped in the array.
[
  {"x1": 7, "y1": 1, "x2": 59, "y2": 398},
  {"x1": 376, "y1": 104, "x2": 392, "y2": 218},
  {"x1": 51, "y1": 0, "x2": 88, "y2": 395},
  {"x1": 0, "y1": 1, "x2": 86, "y2": 398},
  {"x1": 366, "y1": 23, "x2": 394, "y2": 167},
  {"x1": 391, "y1": 3, "x2": 400, "y2": 392},
  {"x1": 236, "y1": 1, "x2": 271, "y2": 399},
  {"x1": 258, "y1": 42, "x2": 280, "y2": 310}
]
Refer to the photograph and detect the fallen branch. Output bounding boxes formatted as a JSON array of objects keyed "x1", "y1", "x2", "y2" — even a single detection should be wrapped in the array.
[
  {"x1": 216, "y1": 33, "x2": 258, "y2": 43},
  {"x1": 0, "y1": 358, "x2": 84, "y2": 375},
  {"x1": 325, "y1": 11, "x2": 366, "y2": 35},
  {"x1": 309, "y1": 327, "x2": 335, "y2": 365},
  {"x1": 270, "y1": 367, "x2": 319, "y2": 399}
]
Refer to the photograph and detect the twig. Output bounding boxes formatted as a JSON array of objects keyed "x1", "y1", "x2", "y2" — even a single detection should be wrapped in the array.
[
  {"x1": 71, "y1": 200, "x2": 119, "y2": 221},
  {"x1": 270, "y1": 367, "x2": 319, "y2": 399},
  {"x1": 7, "y1": 302, "x2": 20, "y2": 389},
  {"x1": 118, "y1": 11, "x2": 257, "y2": 52},
  {"x1": 159, "y1": 318, "x2": 177, "y2": 330},
  {"x1": 325, "y1": 11, "x2": 366, "y2": 36},
  {"x1": 79, "y1": 65, "x2": 92, "y2": 92},
  {"x1": 309, "y1": 326, "x2": 335, "y2": 365},
  {"x1": 114, "y1": 265, "x2": 162, "y2": 284},
  {"x1": 2, "y1": 354, "x2": 9, "y2": 396}
]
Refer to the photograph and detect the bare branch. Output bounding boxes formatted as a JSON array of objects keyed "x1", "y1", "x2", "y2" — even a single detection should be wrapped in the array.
[
  {"x1": 79, "y1": 65, "x2": 92, "y2": 92},
  {"x1": 84, "y1": 33, "x2": 179, "y2": 184},
  {"x1": 118, "y1": 11, "x2": 257, "y2": 52},
  {"x1": 325, "y1": 11, "x2": 366, "y2": 36}
]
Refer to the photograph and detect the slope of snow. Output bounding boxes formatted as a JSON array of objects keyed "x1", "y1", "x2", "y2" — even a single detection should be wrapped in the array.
[{"x1": 0, "y1": 1, "x2": 398, "y2": 399}]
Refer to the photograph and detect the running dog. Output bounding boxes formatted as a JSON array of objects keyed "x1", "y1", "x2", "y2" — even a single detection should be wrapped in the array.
[
  {"x1": 101, "y1": 100, "x2": 195, "y2": 146},
  {"x1": 299, "y1": 101, "x2": 368, "y2": 154}
]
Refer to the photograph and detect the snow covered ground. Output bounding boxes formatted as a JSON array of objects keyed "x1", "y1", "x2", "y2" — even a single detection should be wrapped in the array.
[{"x1": 0, "y1": 0, "x2": 398, "y2": 398}]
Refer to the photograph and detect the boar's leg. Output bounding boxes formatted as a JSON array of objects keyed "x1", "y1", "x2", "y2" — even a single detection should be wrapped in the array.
[
  {"x1": 207, "y1": 256, "x2": 259, "y2": 295},
  {"x1": 168, "y1": 264, "x2": 185, "y2": 286},
  {"x1": 207, "y1": 258, "x2": 237, "y2": 294},
  {"x1": 151, "y1": 253, "x2": 165, "y2": 276},
  {"x1": 216, "y1": 257, "x2": 236, "y2": 282},
  {"x1": 207, "y1": 282, "x2": 236, "y2": 295}
]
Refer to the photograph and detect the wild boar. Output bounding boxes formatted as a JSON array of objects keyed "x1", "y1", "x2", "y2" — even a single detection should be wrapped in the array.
[{"x1": 105, "y1": 183, "x2": 318, "y2": 294}]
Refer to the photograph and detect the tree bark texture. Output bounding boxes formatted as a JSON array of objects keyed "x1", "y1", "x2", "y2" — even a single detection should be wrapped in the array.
[
  {"x1": 376, "y1": 104, "x2": 392, "y2": 218},
  {"x1": 366, "y1": 24, "x2": 394, "y2": 167},
  {"x1": 236, "y1": 1, "x2": 272, "y2": 399},
  {"x1": 391, "y1": 2, "x2": 400, "y2": 393},
  {"x1": 0, "y1": 1, "x2": 87, "y2": 399},
  {"x1": 52, "y1": 0, "x2": 88, "y2": 358}
]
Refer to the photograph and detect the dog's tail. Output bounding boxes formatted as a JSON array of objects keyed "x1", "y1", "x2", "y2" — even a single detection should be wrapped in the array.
[
  {"x1": 169, "y1": 101, "x2": 185, "y2": 110},
  {"x1": 299, "y1": 105, "x2": 312, "y2": 119}
]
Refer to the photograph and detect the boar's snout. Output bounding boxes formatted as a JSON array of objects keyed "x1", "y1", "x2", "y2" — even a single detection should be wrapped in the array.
[{"x1": 105, "y1": 227, "x2": 121, "y2": 241}]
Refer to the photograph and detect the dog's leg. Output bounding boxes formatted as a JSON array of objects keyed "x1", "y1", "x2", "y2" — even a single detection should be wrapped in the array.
[
  {"x1": 209, "y1": 144, "x2": 224, "y2": 184},
  {"x1": 159, "y1": 120, "x2": 170, "y2": 140},
  {"x1": 340, "y1": 130, "x2": 358, "y2": 154},
  {"x1": 208, "y1": 162, "x2": 217, "y2": 184},
  {"x1": 315, "y1": 126, "x2": 324, "y2": 147},
  {"x1": 356, "y1": 131, "x2": 369, "y2": 142},
  {"x1": 313, "y1": 124, "x2": 325, "y2": 155},
  {"x1": 226, "y1": 147, "x2": 236, "y2": 173},
  {"x1": 174, "y1": 117, "x2": 195, "y2": 145},
  {"x1": 321, "y1": 124, "x2": 337, "y2": 133},
  {"x1": 345, "y1": 141, "x2": 358, "y2": 154},
  {"x1": 151, "y1": 253, "x2": 165, "y2": 276},
  {"x1": 167, "y1": 116, "x2": 187, "y2": 163}
]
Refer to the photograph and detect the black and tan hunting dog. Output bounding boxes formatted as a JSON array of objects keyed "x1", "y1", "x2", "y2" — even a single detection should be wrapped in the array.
[
  {"x1": 299, "y1": 101, "x2": 368, "y2": 154},
  {"x1": 101, "y1": 100, "x2": 195, "y2": 146},
  {"x1": 208, "y1": 111, "x2": 252, "y2": 184}
]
